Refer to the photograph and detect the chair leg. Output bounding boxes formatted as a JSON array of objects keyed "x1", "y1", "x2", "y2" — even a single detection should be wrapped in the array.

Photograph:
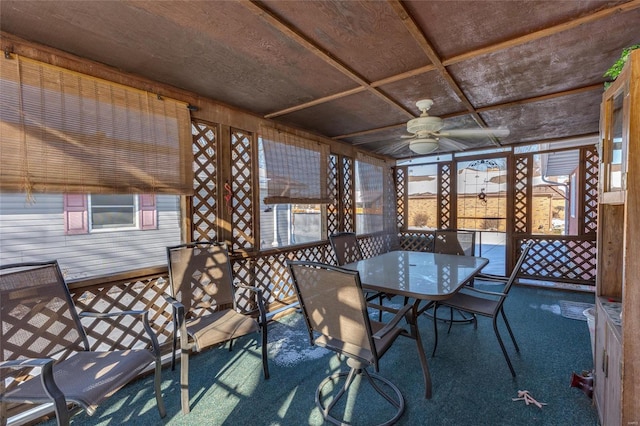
[
  {"x1": 378, "y1": 293, "x2": 384, "y2": 322},
  {"x1": 154, "y1": 357, "x2": 167, "y2": 418},
  {"x1": 261, "y1": 325, "x2": 270, "y2": 379},
  {"x1": 431, "y1": 303, "x2": 439, "y2": 358},
  {"x1": 40, "y1": 362, "x2": 70, "y2": 426},
  {"x1": 316, "y1": 367, "x2": 405, "y2": 426},
  {"x1": 180, "y1": 333, "x2": 191, "y2": 414},
  {"x1": 500, "y1": 308, "x2": 520, "y2": 352},
  {"x1": 171, "y1": 329, "x2": 177, "y2": 371},
  {"x1": 492, "y1": 316, "x2": 516, "y2": 377}
]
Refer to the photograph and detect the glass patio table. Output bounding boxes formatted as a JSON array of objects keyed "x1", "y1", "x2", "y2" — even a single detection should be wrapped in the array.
[{"x1": 342, "y1": 250, "x2": 489, "y2": 399}]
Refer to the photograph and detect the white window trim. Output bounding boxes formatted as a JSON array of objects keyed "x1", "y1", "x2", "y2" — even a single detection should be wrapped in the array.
[{"x1": 88, "y1": 194, "x2": 140, "y2": 233}]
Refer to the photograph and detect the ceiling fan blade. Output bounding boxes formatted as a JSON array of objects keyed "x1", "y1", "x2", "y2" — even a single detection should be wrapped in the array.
[
  {"x1": 438, "y1": 137, "x2": 469, "y2": 151},
  {"x1": 379, "y1": 140, "x2": 410, "y2": 155},
  {"x1": 401, "y1": 134, "x2": 415, "y2": 139},
  {"x1": 438, "y1": 128, "x2": 510, "y2": 138}
]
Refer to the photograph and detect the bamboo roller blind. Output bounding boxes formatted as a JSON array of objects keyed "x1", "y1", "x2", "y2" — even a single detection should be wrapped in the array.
[
  {"x1": 260, "y1": 126, "x2": 331, "y2": 205},
  {"x1": 0, "y1": 54, "x2": 194, "y2": 195}
]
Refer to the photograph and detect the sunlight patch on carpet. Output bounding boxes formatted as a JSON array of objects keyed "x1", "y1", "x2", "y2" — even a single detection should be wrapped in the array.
[
  {"x1": 559, "y1": 300, "x2": 594, "y2": 321},
  {"x1": 534, "y1": 303, "x2": 561, "y2": 315},
  {"x1": 267, "y1": 314, "x2": 329, "y2": 367}
]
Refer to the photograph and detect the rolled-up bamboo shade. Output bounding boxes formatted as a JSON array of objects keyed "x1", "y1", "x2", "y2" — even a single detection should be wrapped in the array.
[
  {"x1": 0, "y1": 55, "x2": 194, "y2": 195},
  {"x1": 260, "y1": 126, "x2": 331, "y2": 205}
]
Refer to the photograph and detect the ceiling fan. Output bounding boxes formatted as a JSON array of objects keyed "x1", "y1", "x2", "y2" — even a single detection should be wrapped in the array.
[{"x1": 400, "y1": 99, "x2": 510, "y2": 154}]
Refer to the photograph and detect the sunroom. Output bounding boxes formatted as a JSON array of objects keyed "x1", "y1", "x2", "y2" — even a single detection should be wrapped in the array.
[{"x1": 1, "y1": 2, "x2": 639, "y2": 425}]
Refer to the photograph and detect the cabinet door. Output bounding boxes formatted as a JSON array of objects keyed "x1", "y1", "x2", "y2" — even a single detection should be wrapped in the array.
[
  {"x1": 593, "y1": 303, "x2": 608, "y2": 421},
  {"x1": 605, "y1": 324, "x2": 622, "y2": 426}
]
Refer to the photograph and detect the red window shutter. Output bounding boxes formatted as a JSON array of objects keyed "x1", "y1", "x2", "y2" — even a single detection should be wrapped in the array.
[
  {"x1": 139, "y1": 194, "x2": 157, "y2": 230},
  {"x1": 63, "y1": 194, "x2": 88, "y2": 235}
]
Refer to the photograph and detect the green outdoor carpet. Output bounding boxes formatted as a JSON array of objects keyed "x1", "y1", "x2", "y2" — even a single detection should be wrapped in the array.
[{"x1": 40, "y1": 284, "x2": 599, "y2": 426}]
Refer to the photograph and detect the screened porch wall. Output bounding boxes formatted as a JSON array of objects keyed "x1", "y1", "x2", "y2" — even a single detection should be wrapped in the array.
[
  {"x1": 395, "y1": 145, "x2": 599, "y2": 287},
  {"x1": 3, "y1": 34, "x2": 599, "y2": 364}
]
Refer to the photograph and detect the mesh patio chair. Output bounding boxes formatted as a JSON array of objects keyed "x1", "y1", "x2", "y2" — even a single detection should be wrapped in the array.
[
  {"x1": 329, "y1": 232, "x2": 364, "y2": 266},
  {"x1": 329, "y1": 232, "x2": 387, "y2": 320},
  {"x1": 433, "y1": 229, "x2": 476, "y2": 257},
  {"x1": 0, "y1": 261, "x2": 166, "y2": 426},
  {"x1": 432, "y1": 242, "x2": 533, "y2": 377},
  {"x1": 431, "y1": 229, "x2": 478, "y2": 324},
  {"x1": 288, "y1": 261, "x2": 424, "y2": 426},
  {"x1": 165, "y1": 241, "x2": 269, "y2": 414}
]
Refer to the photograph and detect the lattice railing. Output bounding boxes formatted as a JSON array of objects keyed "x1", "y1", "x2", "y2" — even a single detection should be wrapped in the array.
[
  {"x1": 398, "y1": 231, "x2": 435, "y2": 252},
  {"x1": 69, "y1": 270, "x2": 174, "y2": 350},
  {"x1": 516, "y1": 235, "x2": 596, "y2": 284}
]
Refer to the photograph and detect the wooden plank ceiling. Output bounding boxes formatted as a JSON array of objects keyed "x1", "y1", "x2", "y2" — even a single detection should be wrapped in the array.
[{"x1": 1, "y1": 0, "x2": 639, "y2": 159}]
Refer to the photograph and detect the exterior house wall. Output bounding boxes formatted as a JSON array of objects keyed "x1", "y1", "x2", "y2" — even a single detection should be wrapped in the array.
[{"x1": 0, "y1": 192, "x2": 182, "y2": 280}]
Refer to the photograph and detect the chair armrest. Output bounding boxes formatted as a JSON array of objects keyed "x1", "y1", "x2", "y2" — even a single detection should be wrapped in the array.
[
  {"x1": 236, "y1": 284, "x2": 268, "y2": 326},
  {"x1": 373, "y1": 304, "x2": 412, "y2": 340},
  {"x1": 162, "y1": 294, "x2": 186, "y2": 328},
  {"x1": 79, "y1": 310, "x2": 162, "y2": 357},
  {"x1": 0, "y1": 358, "x2": 67, "y2": 418}
]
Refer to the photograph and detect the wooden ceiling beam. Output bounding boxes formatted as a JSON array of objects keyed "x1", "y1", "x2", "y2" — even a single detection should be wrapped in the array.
[
  {"x1": 264, "y1": 87, "x2": 365, "y2": 119},
  {"x1": 386, "y1": 0, "x2": 480, "y2": 118},
  {"x1": 474, "y1": 84, "x2": 603, "y2": 113},
  {"x1": 336, "y1": 83, "x2": 603, "y2": 142},
  {"x1": 443, "y1": 0, "x2": 640, "y2": 67},
  {"x1": 386, "y1": 0, "x2": 499, "y2": 146},
  {"x1": 259, "y1": 1, "x2": 637, "y2": 124},
  {"x1": 265, "y1": 64, "x2": 437, "y2": 119},
  {"x1": 241, "y1": 0, "x2": 415, "y2": 119}
]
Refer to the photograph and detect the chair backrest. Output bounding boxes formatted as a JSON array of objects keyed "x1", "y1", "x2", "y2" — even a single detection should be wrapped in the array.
[
  {"x1": 501, "y1": 241, "x2": 533, "y2": 296},
  {"x1": 166, "y1": 242, "x2": 236, "y2": 317},
  {"x1": 329, "y1": 232, "x2": 363, "y2": 266},
  {"x1": 434, "y1": 229, "x2": 475, "y2": 257},
  {"x1": 287, "y1": 261, "x2": 378, "y2": 366},
  {"x1": 0, "y1": 261, "x2": 88, "y2": 363}
]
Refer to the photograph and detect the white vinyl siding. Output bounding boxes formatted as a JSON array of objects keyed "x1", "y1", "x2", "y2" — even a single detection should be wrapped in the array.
[{"x1": 0, "y1": 192, "x2": 181, "y2": 280}]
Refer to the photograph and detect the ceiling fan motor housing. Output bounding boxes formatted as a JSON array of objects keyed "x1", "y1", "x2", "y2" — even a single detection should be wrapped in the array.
[{"x1": 407, "y1": 116, "x2": 444, "y2": 134}]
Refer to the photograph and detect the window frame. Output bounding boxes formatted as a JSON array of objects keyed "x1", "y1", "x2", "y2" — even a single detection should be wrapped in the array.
[
  {"x1": 63, "y1": 193, "x2": 157, "y2": 235},
  {"x1": 88, "y1": 194, "x2": 138, "y2": 232}
]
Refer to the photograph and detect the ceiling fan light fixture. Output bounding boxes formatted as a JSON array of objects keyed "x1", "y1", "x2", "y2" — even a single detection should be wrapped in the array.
[{"x1": 410, "y1": 138, "x2": 439, "y2": 154}]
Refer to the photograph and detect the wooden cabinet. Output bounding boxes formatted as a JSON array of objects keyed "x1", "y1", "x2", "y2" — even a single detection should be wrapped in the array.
[
  {"x1": 595, "y1": 49, "x2": 640, "y2": 425},
  {"x1": 594, "y1": 298, "x2": 622, "y2": 426}
]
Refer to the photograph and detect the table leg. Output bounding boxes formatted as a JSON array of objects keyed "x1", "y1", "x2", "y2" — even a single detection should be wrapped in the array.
[{"x1": 409, "y1": 298, "x2": 432, "y2": 399}]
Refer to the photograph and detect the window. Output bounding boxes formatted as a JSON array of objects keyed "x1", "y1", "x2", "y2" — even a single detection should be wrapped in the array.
[
  {"x1": 257, "y1": 138, "x2": 323, "y2": 248},
  {"x1": 64, "y1": 194, "x2": 157, "y2": 234},
  {"x1": 457, "y1": 158, "x2": 507, "y2": 232},
  {"x1": 90, "y1": 195, "x2": 136, "y2": 230},
  {"x1": 258, "y1": 201, "x2": 323, "y2": 248},
  {"x1": 406, "y1": 164, "x2": 438, "y2": 230},
  {"x1": 355, "y1": 154, "x2": 385, "y2": 235}
]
